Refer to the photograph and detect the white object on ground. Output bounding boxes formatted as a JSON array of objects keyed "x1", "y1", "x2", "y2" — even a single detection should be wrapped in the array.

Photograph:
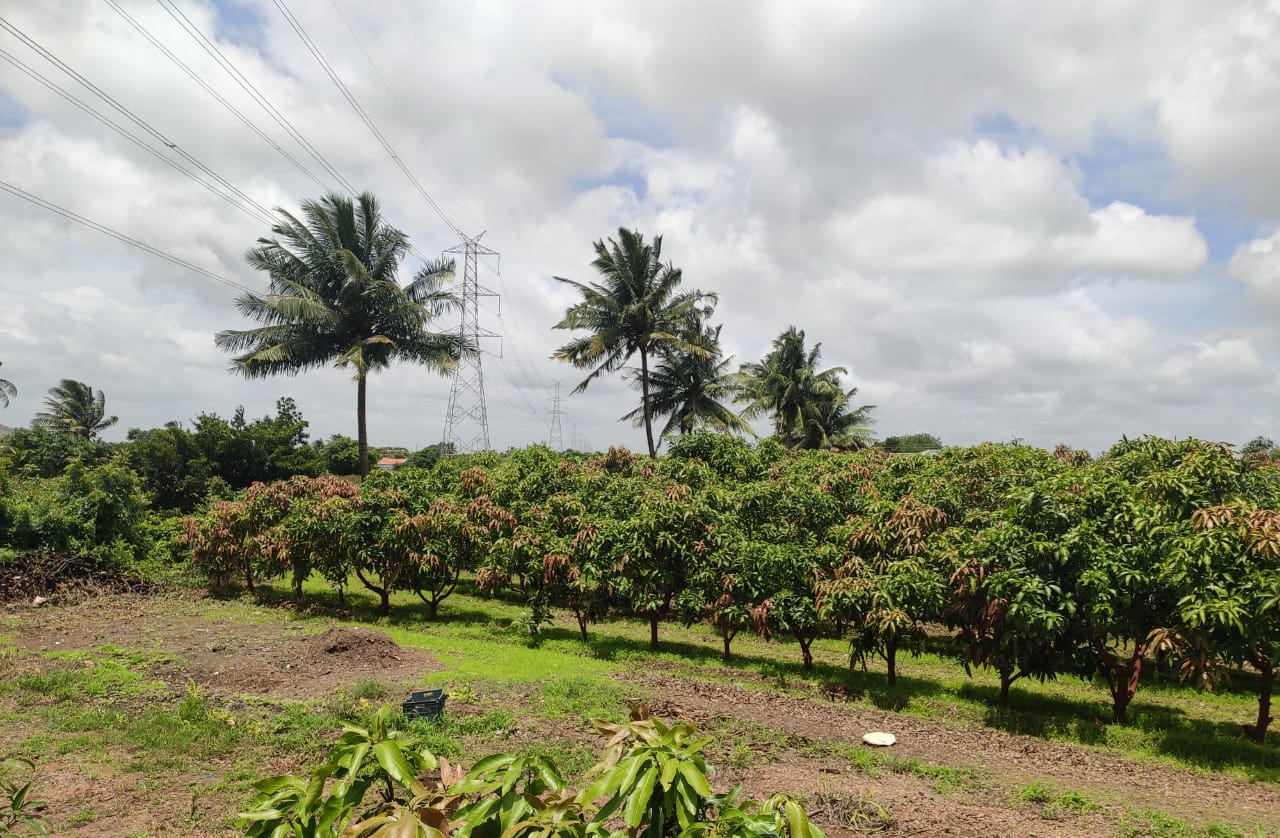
[{"x1": 862, "y1": 731, "x2": 896, "y2": 747}]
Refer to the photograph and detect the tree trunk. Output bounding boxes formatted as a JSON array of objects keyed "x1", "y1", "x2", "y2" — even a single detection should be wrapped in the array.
[
  {"x1": 639, "y1": 347, "x2": 656, "y2": 457},
  {"x1": 1248, "y1": 648, "x2": 1275, "y2": 744},
  {"x1": 337, "y1": 586, "x2": 345, "y2": 608},
  {"x1": 292, "y1": 571, "x2": 303, "y2": 603},
  {"x1": 357, "y1": 374, "x2": 369, "y2": 477},
  {"x1": 577, "y1": 611, "x2": 589, "y2": 642},
  {"x1": 886, "y1": 642, "x2": 898, "y2": 687},
  {"x1": 244, "y1": 566, "x2": 255, "y2": 594},
  {"x1": 1091, "y1": 636, "x2": 1146, "y2": 725},
  {"x1": 998, "y1": 671, "x2": 1013, "y2": 707},
  {"x1": 355, "y1": 567, "x2": 390, "y2": 616},
  {"x1": 428, "y1": 598, "x2": 439, "y2": 620},
  {"x1": 649, "y1": 613, "x2": 660, "y2": 652},
  {"x1": 1112, "y1": 687, "x2": 1133, "y2": 724},
  {"x1": 722, "y1": 629, "x2": 733, "y2": 664},
  {"x1": 797, "y1": 634, "x2": 814, "y2": 672}
]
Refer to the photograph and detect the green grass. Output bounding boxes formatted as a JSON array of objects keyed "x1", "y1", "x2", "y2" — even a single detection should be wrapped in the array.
[
  {"x1": 6, "y1": 581, "x2": 1277, "y2": 836},
  {"x1": 227, "y1": 576, "x2": 1280, "y2": 784},
  {"x1": 804, "y1": 740, "x2": 982, "y2": 794},
  {"x1": 1116, "y1": 809, "x2": 1264, "y2": 838},
  {"x1": 1014, "y1": 781, "x2": 1102, "y2": 820}
]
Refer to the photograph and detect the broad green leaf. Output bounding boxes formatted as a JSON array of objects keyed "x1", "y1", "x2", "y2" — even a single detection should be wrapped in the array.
[
  {"x1": 623, "y1": 765, "x2": 659, "y2": 829},
  {"x1": 374, "y1": 740, "x2": 417, "y2": 785}
]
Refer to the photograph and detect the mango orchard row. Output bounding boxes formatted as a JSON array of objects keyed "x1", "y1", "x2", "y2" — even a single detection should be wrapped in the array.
[{"x1": 181, "y1": 433, "x2": 1280, "y2": 743}]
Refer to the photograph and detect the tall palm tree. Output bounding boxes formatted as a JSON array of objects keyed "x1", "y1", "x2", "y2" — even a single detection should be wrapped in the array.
[
  {"x1": 34, "y1": 379, "x2": 117, "y2": 439},
  {"x1": 736, "y1": 326, "x2": 875, "y2": 450},
  {"x1": 216, "y1": 192, "x2": 470, "y2": 477},
  {"x1": 0, "y1": 361, "x2": 14, "y2": 408},
  {"x1": 798, "y1": 384, "x2": 877, "y2": 450},
  {"x1": 621, "y1": 324, "x2": 751, "y2": 443},
  {"x1": 552, "y1": 228, "x2": 716, "y2": 457}
]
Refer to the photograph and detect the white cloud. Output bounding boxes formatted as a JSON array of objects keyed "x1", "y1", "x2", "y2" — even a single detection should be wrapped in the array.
[
  {"x1": 0, "y1": 0, "x2": 1274, "y2": 455},
  {"x1": 1229, "y1": 230, "x2": 1280, "y2": 306},
  {"x1": 825, "y1": 142, "x2": 1206, "y2": 291}
]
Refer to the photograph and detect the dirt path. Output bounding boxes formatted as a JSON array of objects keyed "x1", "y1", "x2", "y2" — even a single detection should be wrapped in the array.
[{"x1": 624, "y1": 670, "x2": 1280, "y2": 835}]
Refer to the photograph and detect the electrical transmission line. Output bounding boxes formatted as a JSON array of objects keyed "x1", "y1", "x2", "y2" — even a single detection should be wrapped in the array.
[
  {"x1": 547, "y1": 382, "x2": 565, "y2": 450},
  {"x1": 270, "y1": 0, "x2": 463, "y2": 239},
  {"x1": 0, "y1": 15, "x2": 276, "y2": 226},
  {"x1": 104, "y1": 0, "x2": 332, "y2": 195},
  {"x1": 0, "y1": 45, "x2": 275, "y2": 227},
  {"x1": 268, "y1": 0, "x2": 528, "y2": 450},
  {"x1": 155, "y1": 0, "x2": 358, "y2": 196},
  {"x1": 0, "y1": 178, "x2": 254, "y2": 293},
  {"x1": 441, "y1": 234, "x2": 500, "y2": 452},
  {"x1": 328, "y1": 0, "x2": 484, "y2": 235}
]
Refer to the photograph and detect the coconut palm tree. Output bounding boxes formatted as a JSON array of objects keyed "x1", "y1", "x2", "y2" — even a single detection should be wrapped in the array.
[
  {"x1": 552, "y1": 228, "x2": 716, "y2": 456},
  {"x1": 0, "y1": 361, "x2": 14, "y2": 408},
  {"x1": 34, "y1": 379, "x2": 117, "y2": 439},
  {"x1": 736, "y1": 326, "x2": 875, "y2": 450},
  {"x1": 798, "y1": 384, "x2": 877, "y2": 450},
  {"x1": 621, "y1": 324, "x2": 751, "y2": 443},
  {"x1": 216, "y1": 192, "x2": 470, "y2": 476}
]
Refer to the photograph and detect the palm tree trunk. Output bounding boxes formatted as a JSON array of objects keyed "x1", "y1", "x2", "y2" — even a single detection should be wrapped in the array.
[
  {"x1": 357, "y1": 374, "x2": 369, "y2": 477},
  {"x1": 640, "y1": 347, "x2": 656, "y2": 457}
]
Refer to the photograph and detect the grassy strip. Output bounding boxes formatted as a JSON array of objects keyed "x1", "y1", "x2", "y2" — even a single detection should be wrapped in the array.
[{"x1": 227, "y1": 577, "x2": 1280, "y2": 783}]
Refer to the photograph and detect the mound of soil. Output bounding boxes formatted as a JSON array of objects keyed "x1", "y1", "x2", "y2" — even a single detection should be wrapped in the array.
[
  {"x1": 0, "y1": 550, "x2": 156, "y2": 603},
  {"x1": 179, "y1": 623, "x2": 440, "y2": 700},
  {"x1": 302, "y1": 626, "x2": 406, "y2": 665}
]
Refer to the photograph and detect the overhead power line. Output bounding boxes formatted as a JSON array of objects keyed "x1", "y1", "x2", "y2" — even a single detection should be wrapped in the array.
[
  {"x1": 154, "y1": 0, "x2": 359, "y2": 196},
  {"x1": 0, "y1": 45, "x2": 274, "y2": 227},
  {"x1": 0, "y1": 178, "x2": 254, "y2": 293},
  {"x1": 0, "y1": 15, "x2": 276, "y2": 226},
  {"x1": 104, "y1": 0, "x2": 332, "y2": 196},
  {"x1": 328, "y1": 0, "x2": 484, "y2": 234},
  {"x1": 269, "y1": 0, "x2": 464, "y2": 239}
]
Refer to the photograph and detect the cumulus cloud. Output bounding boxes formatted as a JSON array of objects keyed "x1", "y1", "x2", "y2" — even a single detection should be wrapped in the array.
[
  {"x1": 825, "y1": 142, "x2": 1206, "y2": 290},
  {"x1": 0, "y1": 0, "x2": 1274, "y2": 453},
  {"x1": 1229, "y1": 231, "x2": 1280, "y2": 306}
]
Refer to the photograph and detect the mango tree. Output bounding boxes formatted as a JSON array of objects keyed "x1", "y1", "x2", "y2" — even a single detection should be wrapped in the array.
[
  {"x1": 558, "y1": 515, "x2": 619, "y2": 641},
  {"x1": 827, "y1": 496, "x2": 947, "y2": 686},
  {"x1": 752, "y1": 541, "x2": 828, "y2": 672},
  {"x1": 616, "y1": 480, "x2": 720, "y2": 651},
  {"x1": 392, "y1": 495, "x2": 516, "y2": 620},
  {"x1": 1167, "y1": 502, "x2": 1280, "y2": 742},
  {"x1": 1009, "y1": 469, "x2": 1170, "y2": 724},
  {"x1": 943, "y1": 519, "x2": 1077, "y2": 707},
  {"x1": 685, "y1": 529, "x2": 777, "y2": 664}
]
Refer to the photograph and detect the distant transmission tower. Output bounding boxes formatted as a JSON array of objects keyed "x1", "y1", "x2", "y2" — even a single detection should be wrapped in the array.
[
  {"x1": 441, "y1": 233, "x2": 499, "y2": 453},
  {"x1": 547, "y1": 381, "x2": 565, "y2": 450}
]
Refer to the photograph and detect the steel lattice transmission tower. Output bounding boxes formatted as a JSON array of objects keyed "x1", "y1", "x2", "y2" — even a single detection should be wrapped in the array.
[
  {"x1": 547, "y1": 381, "x2": 565, "y2": 450},
  {"x1": 441, "y1": 233, "x2": 499, "y2": 453}
]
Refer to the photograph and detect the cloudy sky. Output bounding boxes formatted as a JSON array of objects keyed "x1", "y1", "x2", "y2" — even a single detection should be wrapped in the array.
[{"x1": 0, "y1": 0, "x2": 1277, "y2": 454}]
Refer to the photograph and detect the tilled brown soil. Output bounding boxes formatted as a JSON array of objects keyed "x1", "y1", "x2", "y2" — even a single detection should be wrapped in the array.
[
  {"x1": 10, "y1": 593, "x2": 438, "y2": 699},
  {"x1": 627, "y1": 670, "x2": 1280, "y2": 836}
]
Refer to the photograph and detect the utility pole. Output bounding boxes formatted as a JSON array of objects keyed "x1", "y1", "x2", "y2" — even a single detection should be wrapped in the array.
[
  {"x1": 547, "y1": 381, "x2": 565, "y2": 450},
  {"x1": 441, "y1": 233, "x2": 499, "y2": 453}
]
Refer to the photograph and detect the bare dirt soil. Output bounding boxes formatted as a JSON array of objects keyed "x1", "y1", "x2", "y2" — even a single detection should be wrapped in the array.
[
  {"x1": 10, "y1": 593, "x2": 438, "y2": 700},
  {"x1": 628, "y1": 669, "x2": 1280, "y2": 837},
  {"x1": 3, "y1": 594, "x2": 1277, "y2": 838}
]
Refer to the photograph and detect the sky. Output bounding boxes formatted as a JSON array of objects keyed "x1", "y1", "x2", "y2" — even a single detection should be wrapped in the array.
[{"x1": 0, "y1": 0, "x2": 1277, "y2": 455}]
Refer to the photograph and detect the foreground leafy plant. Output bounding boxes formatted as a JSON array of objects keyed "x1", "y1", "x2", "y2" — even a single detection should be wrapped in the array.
[
  {"x1": 239, "y1": 706, "x2": 825, "y2": 838},
  {"x1": 240, "y1": 705, "x2": 446, "y2": 838},
  {"x1": 0, "y1": 758, "x2": 47, "y2": 837}
]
